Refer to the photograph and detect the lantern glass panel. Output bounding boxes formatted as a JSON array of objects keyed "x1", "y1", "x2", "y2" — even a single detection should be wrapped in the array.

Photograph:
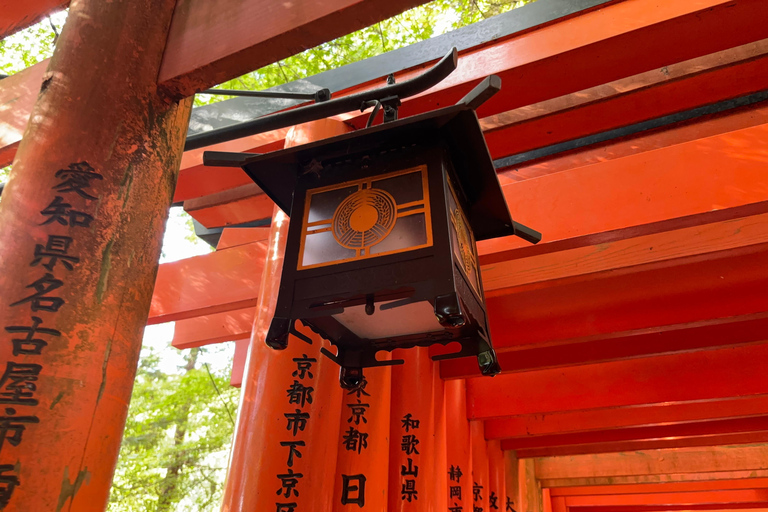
[
  {"x1": 446, "y1": 176, "x2": 482, "y2": 295},
  {"x1": 332, "y1": 299, "x2": 444, "y2": 339},
  {"x1": 297, "y1": 165, "x2": 432, "y2": 270}
]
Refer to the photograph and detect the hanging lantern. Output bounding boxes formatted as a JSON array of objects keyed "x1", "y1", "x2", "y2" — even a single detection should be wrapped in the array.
[{"x1": 205, "y1": 73, "x2": 540, "y2": 388}]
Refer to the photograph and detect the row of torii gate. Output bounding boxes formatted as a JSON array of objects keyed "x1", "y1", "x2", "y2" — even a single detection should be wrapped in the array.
[{"x1": 2, "y1": 0, "x2": 768, "y2": 510}]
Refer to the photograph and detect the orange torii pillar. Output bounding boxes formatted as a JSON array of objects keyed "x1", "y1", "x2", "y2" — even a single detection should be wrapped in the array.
[
  {"x1": 487, "y1": 440, "x2": 507, "y2": 512},
  {"x1": 220, "y1": 120, "x2": 350, "y2": 512},
  {"x1": 432, "y1": 360, "x2": 448, "y2": 510},
  {"x1": 445, "y1": 379, "x2": 473, "y2": 512},
  {"x1": 333, "y1": 359, "x2": 392, "y2": 511},
  {"x1": 0, "y1": 0, "x2": 192, "y2": 510},
  {"x1": 388, "y1": 348, "x2": 439, "y2": 511},
  {"x1": 471, "y1": 420, "x2": 490, "y2": 511}
]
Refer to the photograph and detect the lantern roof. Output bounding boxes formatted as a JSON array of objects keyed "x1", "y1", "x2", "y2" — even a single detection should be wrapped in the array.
[{"x1": 206, "y1": 104, "x2": 515, "y2": 241}]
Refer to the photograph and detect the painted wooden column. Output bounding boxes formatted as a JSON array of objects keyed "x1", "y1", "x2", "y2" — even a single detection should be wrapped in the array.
[
  {"x1": 471, "y1": 420, "x2": 490, "y2": 511},
  {"x1": 0, "y1": 0, "x2": 192, "y2": 509},
  {"x1": 220, "y1": 120, "x2": 350, "y2": 512},
  {"x1": 388, "y1": 347, "x2": 438, "y2": 511},
  {"x1": 332, "y1": 358, "x2": 392, "y2": 511},
  {"x1": 432, "y1": 361, "x2": 448, "y2": 511},
  {"x1": 504, "y1": 451, "x2": 520, "y2": 512},
  {"x1": 517, "y1": 458, "x2": 543, "y2": 512},
  {"x1": 487, "y1": 440, "x2": 506, "y2": 512},
  {"x1": 445, "y1": 379, "x2": 473, "y2": 512}
]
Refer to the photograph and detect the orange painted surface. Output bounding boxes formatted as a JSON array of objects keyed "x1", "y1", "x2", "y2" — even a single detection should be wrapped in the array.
[
  {"x1": 485, "y1": 394, "x2": 768, "y2": 440},
  {"x1": 0, "y1": 0, "x2": 190, "y2": 509},
  {"x1": 216, "y1": 226, "x2": 270, "y2": 250},
  {"x1": 517, "y1": 431, "x2": 768, "y2": 458},
  {"x1": 466, "y1": 343, "x2": 768, "y2": 420},
  {"x1": 0, "y1": 60, "x2": 48, "y2": 167},
  {"x1": 432, "y1": 360, "x2": 448, "y2": 511},
  {"x1": 481, "y1": 119, "x2": 768, "y2": 259},
  {"x1": 148, "y1": 240, "x2": 267, "y2": 324},
  {"x1": 562, "y1": 489, "x2": 768, "y2": 508},
  {"x1": 170, "y1": 307, "x2": 254, "y2": 349},
  {"x1": 487, "y1": 440, "x2": 506, "y2": 512},
  {"x1": 387, "y1": 348, "x2": 438, "y2": 511},
  {"x1": 551, "y1": 480, "x2": 768, "y2": 497},
  {"x1": 445, "y1": 379, "x2": 473, "y2": 512},
  {"x1": 219, "y1": 206, "x2": 344, "y2": 512},
  {"x1": 185, "y1": 184, "x2": 275, "y2": 228},
  {"x1": 333, "y1": 358, "x2": 392, "y2": 511},
  {"x1": 470, "y1": 420, "x2": 490, "y2": 511},
  {"x1": 221, "y1": 120, "x2": 351, "y2": 512}
]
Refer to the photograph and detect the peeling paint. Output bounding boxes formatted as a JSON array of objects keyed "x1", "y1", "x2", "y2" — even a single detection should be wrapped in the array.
[
  {"x1": 96, "y1": 240, "x2": 114, "y2": 302},
  {"x1": 57, "y1": 466, "x2": 90, "y2": 512}
]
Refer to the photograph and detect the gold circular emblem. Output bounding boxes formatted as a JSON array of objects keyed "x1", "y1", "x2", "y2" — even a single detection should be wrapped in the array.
[
  {"x1": 333, "y1": 188, "x2": 397, "y2": 249},
  {"x1": 453, "y1": 208, "x2": 475, "y2": 274}
]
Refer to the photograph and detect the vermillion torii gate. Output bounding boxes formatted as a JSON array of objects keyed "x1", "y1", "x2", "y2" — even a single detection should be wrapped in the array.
[{"x1": 3, "y1": 0, "x2": 768, "y2": 511}]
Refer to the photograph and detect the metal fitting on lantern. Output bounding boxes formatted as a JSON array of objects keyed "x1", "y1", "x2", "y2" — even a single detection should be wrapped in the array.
[{"x1": 204, "y1": 49, "x2": 540, "y2": 388}]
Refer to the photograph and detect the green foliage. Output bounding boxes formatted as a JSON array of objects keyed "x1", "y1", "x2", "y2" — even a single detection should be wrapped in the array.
[
  {"x1": 0, "y1": 11, "x2": 66, "y2": 75},
  {"x1": 108, "y1": 347, "x2": 238, "y2": 512}
]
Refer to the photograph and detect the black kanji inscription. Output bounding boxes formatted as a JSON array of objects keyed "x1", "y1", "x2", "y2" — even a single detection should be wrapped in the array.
[
  {"x1": 284, "y1": 409, "x2": 310, "y2": 436},
  {"x1": 400, "y1": 457, "x2": 418, "y2": 477},
  {"x1": 292, "y1": 354, "x2": 317, "y2": 380},
  {"x1": 401, "y1": 479, "x2": 418, "y2": 502},
  {"x1": 0, "y1": 465, "x2": 19, "y2": 509},
  {"x1": 286, "y1": 380, "x2": 313, "y2": 408},
  {"x1": 40, "y1": 196, "x2": 94, "y2": 227},
  {"x1": 489, "y1": 492, "x2": 499, "y2": 510},
  {"x1": 342, "y1": 427, "x2": 368, "y2": 454},
  {"x1": 473, "y1": 482, "x2": 483, "y2": 502},
  {"x1": 276, "y1": 469, "x2": 303, "y2": 498},
  {"x1": 31, "y1": 235, "x2": 80, "y2": 271},
  {"x1": 53, "y1": 162, "x2": 103, "y2": 200},
  {"x1": 449, "y1": 465, "x2": 463, "y2": 483},
  {"x1": 280, "y1": 440, "x2": 305, "y2": 468},
  {"x1": 0, "y1": 407, "x2": 39, "y2": 451},
  {"x1": 0, "y1": 362, "x2": 42, "y2": 406},
  {"x1": 401, "y1": 413, "x2": 420, "y2": 432},
  {"x1": 346, "y1": 400, "x2": 369, "y2": 425},
  {"x1": 9, "y1": 273, "x2": 65, "y2": 312},
  {"x1": 340, "y1": 474, "x2": 366, "y2": 507},
  {"x1": 5, "y1": 316, "x2": 61, "y2": 356},
  {"x1": 401, "y1": 434, "x2": 419, "y2": 455}
]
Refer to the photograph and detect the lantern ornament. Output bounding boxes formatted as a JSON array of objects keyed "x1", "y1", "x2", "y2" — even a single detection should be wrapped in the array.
[{"x1": 205, "y1": 51, "x2": 540, "y2": 388}]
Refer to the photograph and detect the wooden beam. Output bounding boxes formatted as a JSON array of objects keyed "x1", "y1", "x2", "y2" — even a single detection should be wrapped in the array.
[
  {"x1": 551, "y1": 480, "x2": 768, "y2": 497},
  {"x1": 534, "y1": 444, "x2": 768, "y2": 484},
  {"x1": 0, "y1": 0, "x2": 68, "y2": 39},
  {"x1": 561, "y1": 489, "x2": 768, "y2": 508},
  {"x1": 501, "y1": 416, "x2": 768, "y2": 452},
  {"x1": 156, "y1": 0, "x2": 434, "y2": 98},
  {"x1": 466, "y1": 343, "x2": 768, "y2": 420},
  {"x1": 148, "y1": 239, "x2": 268, "y2": 324},
  {"x1": 485, "y1": 396, "x2": 768, "y2": 440},
  {"x1": 440, "y1": 211, "x2": 768, "y2": 377},
  {"x1": 170, "y1": 307, "x2": 254, "y2": 349},
  {"x1": 0, "y1": 60, "x2": 47, "y2": 166}
]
